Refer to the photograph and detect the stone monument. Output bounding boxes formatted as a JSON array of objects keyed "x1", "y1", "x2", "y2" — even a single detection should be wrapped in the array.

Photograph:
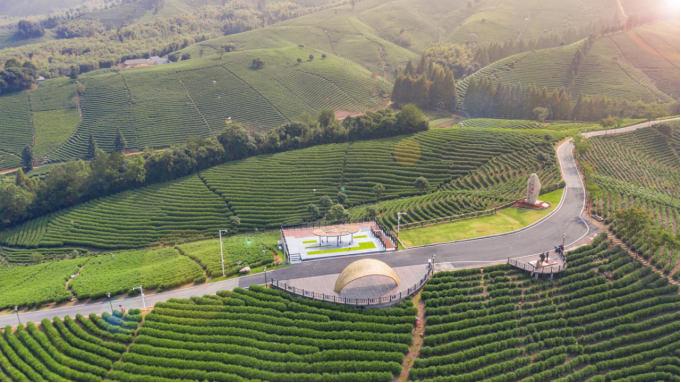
[
  {"x1": 526, "y1": 173, "x2": 541, "y2": 205},
  {"x1": 512, "y1": 173, "x2": 551, "y2": 210}
]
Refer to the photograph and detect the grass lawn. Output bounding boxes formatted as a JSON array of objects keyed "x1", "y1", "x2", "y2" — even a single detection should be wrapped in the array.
[
  {"x1": 307, "y1": 241, "x2": 376, "y2": 255},
  {"x1": 399, "y1": 188, "x2": 564, "y2": 247},
  {"x1": 303, "y1": 240, "x2": 316, "y2": 244}
]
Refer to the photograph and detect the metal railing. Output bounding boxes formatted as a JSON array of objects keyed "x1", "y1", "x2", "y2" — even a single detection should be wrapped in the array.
[
  {"x1": 375, "y1": 220, "x2": 398, "y2": 249},
  {"x1": 281, "y1": 218, "x2": 375, "y2": 231},
  {"x1": 270, "y1": 263, "x2": 432, "y2": 306},
  {"x1": 280, "y1": 228, "x2": 290, "y2": 257},
  {"x1": 507, "y1": 251, "x2": 568, "y2": 275}
]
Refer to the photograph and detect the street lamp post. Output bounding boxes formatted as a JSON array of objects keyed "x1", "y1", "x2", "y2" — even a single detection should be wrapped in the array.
[
  {"x1": 218, "y1": 229, "x2": 229, "y2": 277},
  {"x1": 133, "y1": 286, "x2": 146, "y2": 311},
  {"x1": 562, "y1": 234, "x2": 566, "y2": 248},
  {"x1": 14, "y1": 306, "x2": 20, "y2": 325},
  {"x1": 397, "y1": 212, "x2": 407, "y2": 236},
  {"x1": 106, "y1": 292, "x2": 113, "y2": 314},
  {"x1": 432, "y1": 255, "x2": 437, "y2": 275},
  {"x1": 264, "y1": 267, "x2": 267, "y2": 285}
]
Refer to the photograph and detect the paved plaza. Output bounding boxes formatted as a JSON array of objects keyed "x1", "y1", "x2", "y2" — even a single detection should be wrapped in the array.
[{"x1": 283, "y1": 222, "x2": 395, "y2": 262}]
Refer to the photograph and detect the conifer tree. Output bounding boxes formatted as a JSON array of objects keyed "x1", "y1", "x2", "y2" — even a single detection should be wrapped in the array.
[
  {"x1": 442, "y1": 69, "x2": 457, "y2": 112},
  {"x1": 404, "y1": 59, "x2": 415, "y2": 76},
  {"x1": 114, "y1": 129, "x2": 127, "y2": 152},
  {"x1": 88, "y1": 134, "x2": 99, "y2": 158},
  {"x1": 21, "y1": 146, "x2": 34, "y2": 171}
]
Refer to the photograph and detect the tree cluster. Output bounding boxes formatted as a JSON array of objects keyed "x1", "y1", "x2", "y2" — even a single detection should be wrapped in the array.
[
  {"x1": 421, "y1": 22, "x2": 602, "y2": 81},
  {"x1": 567, "y1": 35, "x2": 596, "y2": 92},
  {"x1": 16, "y1": 20, "x2": 45, "y2": 39},
  {"x1": 463, "y1": 75, "x2": 678, "y2": 122},
  {"x1": 391, "y1": 57, "x2": 457, "y2": 111},
  {"x1": 54, "y1": 20, "x2": 106, "y2": 39},
  {"x1": 0, "y1": 106, "x2": 429, "y2": 230},
  {"x1": 0, "y1": 0, "x2": 334, "y2": 78},
  {"x1": 250, "y1": 58, "x2": 265, "y2": 69},
  {"x1": 0, "y1": 59, "x2": 39, "y2": 95}
]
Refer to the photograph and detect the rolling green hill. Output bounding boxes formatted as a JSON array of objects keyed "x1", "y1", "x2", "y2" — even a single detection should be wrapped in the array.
[
  {"x1": 0, "y1": 46, "x2": 392, "y2": 170},
  {"x1": 459, "y1": 21, "x2": 679, "y2": 105},
  {"x1": 180, "y1": 3, "x2": 420, "y2": 81}
]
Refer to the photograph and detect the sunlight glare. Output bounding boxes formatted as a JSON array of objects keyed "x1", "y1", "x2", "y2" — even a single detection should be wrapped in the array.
[{"x1": 669, "y1": 0, "x2": 681, "y2": 8}]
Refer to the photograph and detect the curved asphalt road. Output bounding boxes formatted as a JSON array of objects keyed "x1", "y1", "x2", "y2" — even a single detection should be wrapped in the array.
[{"x1": 1, "y1": 118, "x2": 677, "y2": 327}]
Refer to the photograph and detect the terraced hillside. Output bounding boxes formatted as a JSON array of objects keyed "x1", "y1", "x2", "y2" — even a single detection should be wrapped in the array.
[
  {"x1": 1, "y1": 127, "x2": 560, "y2": 249},
  {"x1": 0, "y1": 286, "x2": 416, "y2": 381},
  {"x1": 0, "y1": 174, "x2": 234, "y2": 249},
  {"x1": 0, "y1": 77, "x2": 81, "y2": 170},
  {"x1": 459, "y1": 21, "x2": 679, "y2": 105},
  {"x1": 5, "y1": 234, "x2": 677, "y2": 382},
  {"x1": 354, "y1": 0, "x2": 616, "y2": 51},
  {"x1": 348, "y1": 128, "x2": 562, "y2": 228},
  {"x1": 459, "y1": 118, "x2": 644, "y2": 131},
  {"x1": 0, "y1": 92, "x2": 33, "y2": 168},
  {"x1": 0, "y1": 46, "x2": 390, "y2": 168},
  {"x1": 0, "y1": 309, "x2": 142, "y2": 382},
  {"x1": 583, "y1": 122, "x2": 680, "y2": 278},
  {"x1": 412, "y1": 233, "x2": 680, "y2": 382},
  {"x1": 0, "y1": 257, "x2": 87, "y2": 310},
  {"x1": 0, "y1": 233, "x2": 279, "y2": 309},
  {"x1": 181, "y1": 7, "x2": 419, "y2": 81},
  {"x1": 0, "y1": 247, "x2": 87, "y2": 266}
]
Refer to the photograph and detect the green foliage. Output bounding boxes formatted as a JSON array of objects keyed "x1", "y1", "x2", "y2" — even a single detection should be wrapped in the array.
[
  {"x1": 414, "y1": 176, "x2": 430, "y2": 194},
  {"x1": 16, "y1": 20, "x2": 44, "y2": 39},
  {"x1": 110, "y1": 285, "x2": 412, "y2": 380},
  {"x1": 326, "y1": 204, "x2": 348, "y2": 222},
  {"x1": 178, "y1": 231, "x2": 279, "y2": 277},
  {"x1": 533, "y1": 107, "x2": 549, "y2": 122},
  {"x1": 413, "y1": 240, "x2": 680, "y2": 381},
  {"x1": 20, "y1": 146, "x2": 33, "y2": 171},
  {"x1": 392, "y1": 58, "x2": 458, "y2": 111},
  {"x1": 2, "y1": 122, "x2": 562, "y2": 246},
  {"x1": 583, "y1": 122, "x2": 679, "y2": 274},
  {"x1": 69, "y1": 248, "x2": 204, "y2": 300},
  {"x1": 0, "y1": 246, "x2": 87, "y2": 265},
  {"x1": 373, "y1": 183, "x2": 385, "y2": 201},
  {"x1": 113, "y1": 129, "x2": 127, "y2": 152},
  {"x1": 0, "y1": 60, "x2": 38, "y2": 95},
  {"x1": 0, "y1": 258, "x2": 86, "y2": 309}
]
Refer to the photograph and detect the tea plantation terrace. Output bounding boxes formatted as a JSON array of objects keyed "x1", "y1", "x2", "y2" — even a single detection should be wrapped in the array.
[
  {"x1": 1, "y1": 127, "x2": 561, "y2": 249},
  {"x1": 0, "y1": 120, "x2": 677, "y2": 329}
]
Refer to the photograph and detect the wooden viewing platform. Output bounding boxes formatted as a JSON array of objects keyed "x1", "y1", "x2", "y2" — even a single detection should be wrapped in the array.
[{"x1": 507, "y1": 251, "x2": 567, "y2": 278}]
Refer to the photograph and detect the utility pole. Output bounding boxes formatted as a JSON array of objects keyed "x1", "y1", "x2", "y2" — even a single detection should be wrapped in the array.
[
  {"x1": 14, "y1": 306, "x2": 20, "y2": 325},
  {"x1": 397, "y1": 212, "x2": 407, "y2": 236},
  {"x1": 133, "y1": 286, "x2": 146, "y2": 311}
]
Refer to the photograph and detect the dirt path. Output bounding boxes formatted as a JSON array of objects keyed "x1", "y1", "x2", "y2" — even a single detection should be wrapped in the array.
[
  {"x1": 396, "y1": 292, "x2": 425, "y2": 382},
  {"x1": 65, "y1": 265, "x2": 85, "y2": 301},
  {"x1": 0, "y1": 166, "x2": 25, "y2": 175}
]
